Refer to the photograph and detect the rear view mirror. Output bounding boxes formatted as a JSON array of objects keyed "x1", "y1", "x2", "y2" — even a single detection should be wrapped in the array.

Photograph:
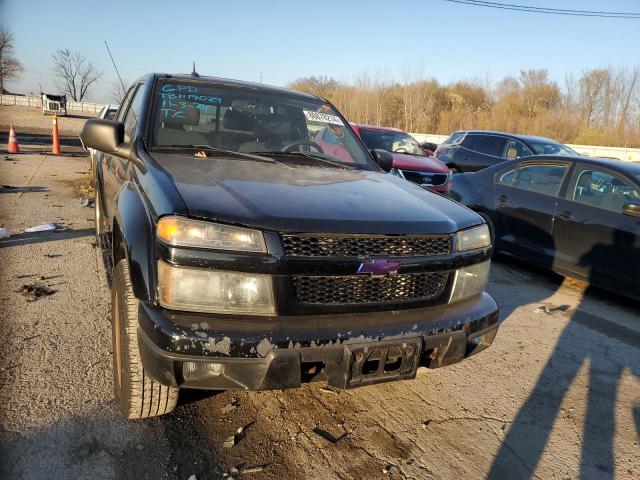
[
  {"x1": 80, "y1": 119, "x2": 125, "y2": 156},
  {"x1": 622, "y1": 203, "x2": 640, "y2": 218},
  {"x1": 371, "y1": 149, "x2": 394, "y2": 173}
]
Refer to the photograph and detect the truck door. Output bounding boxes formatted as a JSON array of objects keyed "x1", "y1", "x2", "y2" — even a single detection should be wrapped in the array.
[{"x1": 102, "y1": 85, "x2": 144, "y2": 220}]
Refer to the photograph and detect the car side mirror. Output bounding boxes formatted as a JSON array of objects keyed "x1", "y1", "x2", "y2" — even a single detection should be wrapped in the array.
[
  {"x1": 371, "y1": 149, "x2": 394, "y2": 173},
  {"x1": 622, "y1": 202, "x2": 640, "y2": 218},
  {"x1": 80, "y1": 119, "x2": 125, "y2": 157}
]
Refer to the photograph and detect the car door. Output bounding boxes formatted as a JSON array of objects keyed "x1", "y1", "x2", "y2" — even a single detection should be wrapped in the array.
[
  {"x1": 492, "y1": 161, "x2": 570, "y2": 267},
  {"x1": 456, "y1": 134, "x2": 506, "y2": 172},
  {"x1": 553, "y1": 164, "x2": 640, "y2": 296},
  {"x1": 102, "y1": 84, "x2": 144, "y2": 219}
]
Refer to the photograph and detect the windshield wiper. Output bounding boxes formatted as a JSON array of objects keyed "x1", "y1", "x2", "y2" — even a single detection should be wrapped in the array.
[
  {"x1": 153, "y1": 144, "x2": 276, "y2": 163},
  {"x1": 261, "y1": 151, "x2": 356, "y2": 169}
]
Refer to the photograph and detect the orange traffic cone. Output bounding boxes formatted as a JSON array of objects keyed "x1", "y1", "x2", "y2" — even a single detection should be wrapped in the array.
[
  {"x1": 7, "y1": 125, "x2": 20, "y2": 154},
  {"x1": 52, "y1": 114, "x2": 61, "y2": 155}
]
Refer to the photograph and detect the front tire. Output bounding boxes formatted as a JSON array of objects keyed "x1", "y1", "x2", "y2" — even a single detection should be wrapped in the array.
[{"x1": 111, "y1": 260, "x2": 178, "y2": 419}]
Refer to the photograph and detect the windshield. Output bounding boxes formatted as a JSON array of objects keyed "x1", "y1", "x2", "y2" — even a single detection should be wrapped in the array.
[
  {"x1": 359, "y1": 129, "x2": 424, "y2": 156},
  {"x1": 151, "y1": 79, "x2": 373, "y2": 169},
  {"x1": 528, "y1": 140, "x2": 576, "y2": 156}
]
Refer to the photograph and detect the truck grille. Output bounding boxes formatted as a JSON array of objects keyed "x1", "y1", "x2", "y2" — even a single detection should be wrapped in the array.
[
  {"x1": 281, "y1": 234, "x2": 452, "y2": 258},
  {"x1": 293, "y1": 272, "x2": 449, "y2": 305},
  {"x1": 400, "y1": 170, "x2": 448, "y2": 186}
]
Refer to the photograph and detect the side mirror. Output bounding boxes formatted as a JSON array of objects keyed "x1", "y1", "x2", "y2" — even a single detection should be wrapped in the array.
[
  {"x1": 80, "y1": 119, "x2": 125, "y2": 156},
  {"x1": 371, "y1": 149, "x2": 394, "y2": 173},
  {"x1": 622, "y1": 202, "x2": 640, "y2": 218}
]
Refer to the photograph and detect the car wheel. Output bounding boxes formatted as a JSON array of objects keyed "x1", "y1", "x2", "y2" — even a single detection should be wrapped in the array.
[{"x1": 111, "y1": 259, "x2": 178, "y2": 419}]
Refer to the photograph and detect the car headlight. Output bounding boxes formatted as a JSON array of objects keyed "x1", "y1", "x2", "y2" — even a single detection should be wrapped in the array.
[
  {"x1": 157, "y1": 260, "x2": 275, "y2": 315},
  {"x1": 455, "y1": 224, "x2": 491, "y2": 251},
  {"x1": 156, "y1": 216, "x2": 266, "y2": 252},
  {"x1": 449, "y1": 260, "x2": 490, "y2": 303}
]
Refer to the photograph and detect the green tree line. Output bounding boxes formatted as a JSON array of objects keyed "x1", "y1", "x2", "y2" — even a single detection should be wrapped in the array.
[{"x1": 289, "y1": 67, "x2": 640, "y2": 147}]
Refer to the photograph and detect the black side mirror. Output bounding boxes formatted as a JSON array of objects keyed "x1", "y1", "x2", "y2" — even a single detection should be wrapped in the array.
[
  {"x1": 622, "y1": 202, "x2": 640, "y2": 218},
  {"x1": 371, "y1": 149, "x2": 394, "y2": 173},
  {"x1": 80, "y1": 119, "x2": 125, "y2": 157}
]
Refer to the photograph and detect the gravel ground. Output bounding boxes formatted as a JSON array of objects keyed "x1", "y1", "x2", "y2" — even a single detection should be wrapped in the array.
[{"x1": 0, "y1": 154, "x2": 638, "y2": 480}]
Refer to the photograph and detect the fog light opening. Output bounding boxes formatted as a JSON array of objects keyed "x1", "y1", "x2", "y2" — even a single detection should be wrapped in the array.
[{"x1": 183, "y1": 361, "x2": 223, "y2": 381}]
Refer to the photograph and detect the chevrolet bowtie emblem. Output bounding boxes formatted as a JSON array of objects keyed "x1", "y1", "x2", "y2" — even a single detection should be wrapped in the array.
[{"x1": 357, "y1": 259, "x2": 400, "y2": 277}]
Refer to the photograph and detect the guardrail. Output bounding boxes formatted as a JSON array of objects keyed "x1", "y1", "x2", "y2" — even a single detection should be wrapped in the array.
[
  {"x1": 410, "y1": 132, "x2": 640, "y2": 163},
  {"x1": 0, "y1": 94, "x2": 106, "y2": 114}
]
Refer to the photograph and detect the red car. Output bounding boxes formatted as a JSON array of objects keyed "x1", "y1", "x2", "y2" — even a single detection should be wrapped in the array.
[{"x1": 314, "y1": 123, "x2": 452, "y2": 193}]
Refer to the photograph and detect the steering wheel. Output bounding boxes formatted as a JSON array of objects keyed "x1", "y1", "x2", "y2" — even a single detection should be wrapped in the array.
[
  {"x1": 281, "y1": 140, "x2": 324, "y2": 154},
  {"x1": 395, "y1": 148, "x2": 408, "y2": 153}
]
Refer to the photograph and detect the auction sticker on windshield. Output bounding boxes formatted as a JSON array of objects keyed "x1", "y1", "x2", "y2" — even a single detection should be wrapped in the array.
[{"x1": 303, "y1": 110, "x2": 344, "y2": 126}]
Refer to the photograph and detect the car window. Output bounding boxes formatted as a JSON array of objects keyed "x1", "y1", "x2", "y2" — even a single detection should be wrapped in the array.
[
  {"x1": 503, "y1": 139, "x2": 532, "y2": 159},
  {"x1": 105, "y1": 109, "x2": 118, "y2": 121},
  {"x1": 461, "y1": 133, "x2": 479, "y2": 149},
  {"x1": 321, "y1": 126, "x2": 342, "y2": 145},
  {"x1": 496, "y1": 163, "x2": 568, "y2": 196},
  {"x1": 116, "y1": 87, "x2": 136, "y2": 122},
  {"x1": 571, "y1": 168, "x2": 640, "y2": 213},
  {"x1": 123, "y1": 85, "x2": 145, "y2": 144},
  {"x1": 359, "y1": 129, "x2": 424, "y2": 155},
  {"x1": 472, "y1": 135, "x2": 506, "y2": 156},
  {"x1": 444, "y1": 132, "x2": 464, "y2": 145},
  {"x1": 528, "y1": 140, "x2": 576, "y2": 156},
  {"x1": 152, "y1": 79, "x2": 373, "y2": 168}
]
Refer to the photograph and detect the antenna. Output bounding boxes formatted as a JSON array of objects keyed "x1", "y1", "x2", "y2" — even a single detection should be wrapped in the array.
[
  {"x1": 104, "y1": 40, "x2": 147, "y2": 150},
  {"x1": 191, "y1": 61, "x2": 199, "y2": 78}
]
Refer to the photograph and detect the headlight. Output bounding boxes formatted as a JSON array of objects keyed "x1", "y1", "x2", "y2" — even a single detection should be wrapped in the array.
[
  {"x1": 449, "y1": 261, "x2": 490, "y2": 303},
  {"x1": 157, "y1": 260, "x2": 275, "y2": 315},
  {"x1": 157, "y1": 216, "x2": 266, "y2": 252},
  {"x1": 455, "y1": 225, "x2": 491, "y2": 251}
]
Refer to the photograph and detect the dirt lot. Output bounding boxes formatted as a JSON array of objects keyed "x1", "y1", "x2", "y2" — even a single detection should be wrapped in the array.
[
  {"x1": 0, "y1": 154, "x2": 638, "y2": 480},
  {"x1": 0, "y1": 105, "x2": 96, "y2": 136}
]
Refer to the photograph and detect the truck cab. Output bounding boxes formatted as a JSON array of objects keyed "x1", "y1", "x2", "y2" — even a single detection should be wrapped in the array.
[{"x1": 81, "y1": 73, "x2": 500, "y2": 419}]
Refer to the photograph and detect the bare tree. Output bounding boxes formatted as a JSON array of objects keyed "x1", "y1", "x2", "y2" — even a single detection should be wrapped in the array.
[
  {"x1": 111, "y1": 78, "x2": 129, "y2": 104},
  {"x1": 0, "y1": 26, "x2": 24, "y2": 94},
  {"x1": 52, "y1": 49, "x2": 103, "y2": 101}
]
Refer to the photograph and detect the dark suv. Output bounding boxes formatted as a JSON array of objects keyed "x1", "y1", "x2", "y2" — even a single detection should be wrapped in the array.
[
  {"x1": 435, "y1": 130, "x2": 577, "y2": 173},
  {"x1": 81, "y1": 73, "x2": 499, "y2": 419}
]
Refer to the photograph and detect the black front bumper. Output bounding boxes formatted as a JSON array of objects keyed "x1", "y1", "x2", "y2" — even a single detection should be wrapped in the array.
[{"x1": 138, "y1": 292, "x2": 499, "y2": 391}]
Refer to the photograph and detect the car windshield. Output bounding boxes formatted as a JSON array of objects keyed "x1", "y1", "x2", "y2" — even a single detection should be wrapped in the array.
[
  {"x1": 527, "y1": 140, "x2": 576, "y2": 156},
  {"x1": 359, "y1": 129, "x2": 424, "y2": 156},
  {"x1": 151, "y1": 79, "x2": 373, "y2": 169}
]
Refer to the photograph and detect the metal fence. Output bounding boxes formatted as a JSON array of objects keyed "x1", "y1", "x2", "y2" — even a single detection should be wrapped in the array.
[{"x1": 0, "y1": 94, "x2": 106, "y2": 114}]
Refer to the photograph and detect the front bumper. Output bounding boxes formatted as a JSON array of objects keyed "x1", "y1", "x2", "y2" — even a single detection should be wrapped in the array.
[{"x1": 138, "y1": 292, "x2": 499, "y2": 391}]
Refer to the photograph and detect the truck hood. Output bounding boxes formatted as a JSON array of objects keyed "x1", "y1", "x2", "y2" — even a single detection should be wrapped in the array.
[
  {"x1": 151, "y1": 153, "x2": 480, "y2": 234},
  {"x1": 391, "y1": 152, "x2": 449, "y2": 173}
]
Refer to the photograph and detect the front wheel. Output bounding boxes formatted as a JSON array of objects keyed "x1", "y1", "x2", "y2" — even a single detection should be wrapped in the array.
[{"x1": 111, "y1": 259, "x2": 178, "y2": 419}]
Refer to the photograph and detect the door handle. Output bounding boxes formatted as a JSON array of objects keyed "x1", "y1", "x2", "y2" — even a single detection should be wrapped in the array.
[{"x1": 558, "y1": 211, "x2": 573, "y2": 220}]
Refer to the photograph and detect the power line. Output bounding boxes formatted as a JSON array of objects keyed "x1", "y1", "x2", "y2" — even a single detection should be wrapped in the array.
[{"x1": 440, "y1": 0, "x2": 640, "y2": 18}]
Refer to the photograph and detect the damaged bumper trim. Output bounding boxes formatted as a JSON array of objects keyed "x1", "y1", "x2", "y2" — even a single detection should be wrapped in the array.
[{"x1": 137, "y1": 293, "x2": 500, "y2": 391}]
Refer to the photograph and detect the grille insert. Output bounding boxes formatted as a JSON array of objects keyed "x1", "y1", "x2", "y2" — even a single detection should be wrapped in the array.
[
  {"x1": 281, "y1": 234, "x2": 452, "y2": 258},
  {"x1": 293, "y1": 272, "x2": 449, "y2": 305},
  {"x1": 400, "y1": 170, "x2": 448, "y2": 186}
]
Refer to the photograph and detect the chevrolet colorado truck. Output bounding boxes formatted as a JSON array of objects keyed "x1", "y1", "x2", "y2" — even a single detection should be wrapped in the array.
[{"x1": 80, "y1": 73, "x2": 500, "y2": 419}]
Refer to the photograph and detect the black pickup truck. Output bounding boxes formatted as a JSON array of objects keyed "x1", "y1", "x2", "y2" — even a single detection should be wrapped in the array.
[{"x1": 80, "y1": 73, "x2": 500, "y2": 419}]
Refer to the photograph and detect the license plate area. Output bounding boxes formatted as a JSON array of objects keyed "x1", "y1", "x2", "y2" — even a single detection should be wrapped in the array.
[{"x1": 344, "y1": 338, "x2": 421, "y2": 388}]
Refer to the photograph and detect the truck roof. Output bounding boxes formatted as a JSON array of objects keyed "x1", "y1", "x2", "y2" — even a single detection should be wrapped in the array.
[{"x1": 139, "y1": 73, "x2": 324, "y2": 103}]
